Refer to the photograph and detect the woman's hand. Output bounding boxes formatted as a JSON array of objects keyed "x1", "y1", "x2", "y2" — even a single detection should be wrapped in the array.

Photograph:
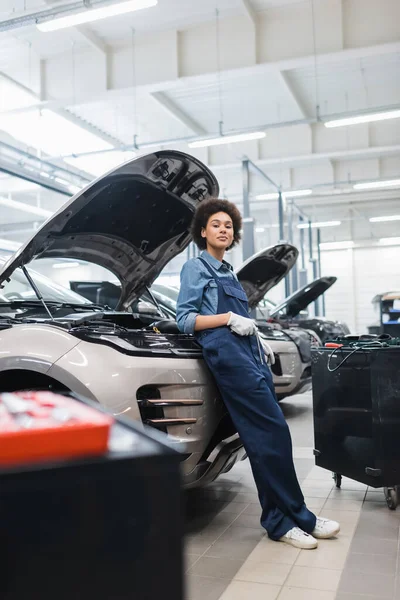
[{"x1": 227, "y1": 312, "x2": 258, "y2": 336}]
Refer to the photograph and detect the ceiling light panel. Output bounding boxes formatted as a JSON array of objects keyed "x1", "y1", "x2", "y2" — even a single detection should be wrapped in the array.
[
  {"x1": 324, "y1": 109, "x2": 400, "y2": 128},
  {"x1": 255, "y1": 189, "x2": 312, "y2": 200},
  {"x1": 298, "y1": 221, "x2": 341, "y2": 229},
  {"x1": 380, "y1": 237, "x2": 400, "y2": 245},
  {"x1": 37, "y1": 0, "x2": 158, "y2": 32},
  {"x1": 0, "y1": 109, "x2": 112, "y2": 156},
  {"x1": 188, "y1": 131, "x2": 266, "y2": 148},
  {"x1": 354, "y1": 179, "x2": 400, "y2": 191},
  {"x1": 369, "y1": 214, "x2": 400, "y2": 223},
  {"x1": 319, "y1": 241, "x2": 355, "y2": 250}
]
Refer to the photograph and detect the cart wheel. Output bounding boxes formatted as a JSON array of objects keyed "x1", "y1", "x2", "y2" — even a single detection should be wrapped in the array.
[
  {"x1": 333, "y1": 473, "x2": 342, "y2": 488},
  {"x1": 384, "y1": 487, "x2": 398, "y2": 510}
]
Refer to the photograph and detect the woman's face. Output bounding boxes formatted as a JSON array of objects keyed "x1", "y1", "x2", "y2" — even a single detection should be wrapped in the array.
[{"x1": 201, "y1": 211, "x2": 234, "y2": 251}]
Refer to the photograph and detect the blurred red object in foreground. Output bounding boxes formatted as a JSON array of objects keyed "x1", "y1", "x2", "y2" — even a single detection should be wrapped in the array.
[{"x1": 0, "y1": 391, "x2": 113, "y2": 466}]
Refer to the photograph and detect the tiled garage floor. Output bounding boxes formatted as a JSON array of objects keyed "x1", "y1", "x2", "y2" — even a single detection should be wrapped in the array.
[{"x1": 183, "y1": 392, "x2": 400, "y2": 600}]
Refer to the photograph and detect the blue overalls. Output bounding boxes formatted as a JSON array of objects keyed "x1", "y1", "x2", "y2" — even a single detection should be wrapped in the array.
[{"x1": 195, "y1": 257, "x2": 316, "y2": 540}]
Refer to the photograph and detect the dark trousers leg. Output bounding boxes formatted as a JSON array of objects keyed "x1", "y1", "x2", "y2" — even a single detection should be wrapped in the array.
[{"x1": 206, "y1": 359, "x2": 316, "y2": 540}]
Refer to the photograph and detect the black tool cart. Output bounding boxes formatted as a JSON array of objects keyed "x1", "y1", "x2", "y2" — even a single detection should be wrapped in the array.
[{"x1": 312, "y1": 338, "x2": 400, "y2": 510}]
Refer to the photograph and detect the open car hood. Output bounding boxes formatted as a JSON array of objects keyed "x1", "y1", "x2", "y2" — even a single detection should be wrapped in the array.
[
  {"x1": 270, "y1": 276, "x2": 337, "y2": 318},
  {"x1": 0, "y1": 151, "x2": 218, "y2": 310},
  {"x1": 236, "y1": 244, "x2": 298, "y2": 310}
]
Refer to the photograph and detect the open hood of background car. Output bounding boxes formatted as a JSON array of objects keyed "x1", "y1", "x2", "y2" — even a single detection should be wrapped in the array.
[
  {"x1": 236, "y1": 244, "x2": 298, "y2": 310},
  {"x1": 0, "y1": 151, "x2": 219, "y2": 310},
  {"x1": 270, "y1": 276, "x2": 337, "y2": 318}
]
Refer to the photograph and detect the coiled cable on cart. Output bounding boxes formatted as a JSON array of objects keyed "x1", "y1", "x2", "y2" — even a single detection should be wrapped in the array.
[{"x1": 327, "y1": 340, "x2": 387, "y2": 373}]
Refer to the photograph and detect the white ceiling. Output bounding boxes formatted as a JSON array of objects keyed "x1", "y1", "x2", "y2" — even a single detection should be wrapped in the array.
[{"x1": 0, "y1": 0, "x2": 399, "y2": 254}]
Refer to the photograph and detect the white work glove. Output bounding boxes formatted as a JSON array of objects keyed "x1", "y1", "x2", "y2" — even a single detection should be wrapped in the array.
[
  {"x1": 227, "y1": 312, "x2": 257, "y2": 336},
  {"x1": 259, "y1": 336, "x2": 276, "y2": 365}
]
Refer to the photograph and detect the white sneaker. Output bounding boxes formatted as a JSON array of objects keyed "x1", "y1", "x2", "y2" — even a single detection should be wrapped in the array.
[
  {"x1": 312, "y1": 517, "x2": 340, "y2": 539},
  {"x1": 279, "y1": 527, "x2": 318, "y2": 549}
]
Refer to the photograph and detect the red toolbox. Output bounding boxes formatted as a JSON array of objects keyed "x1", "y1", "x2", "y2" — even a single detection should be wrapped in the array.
[{"x1": 0, "y1": 391, "x2": 113, "y2": 466}]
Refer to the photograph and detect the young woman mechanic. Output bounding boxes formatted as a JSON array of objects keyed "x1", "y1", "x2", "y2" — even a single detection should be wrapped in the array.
[{"x1": 176, "y1": 198, "x2": 340, "y2": 550}]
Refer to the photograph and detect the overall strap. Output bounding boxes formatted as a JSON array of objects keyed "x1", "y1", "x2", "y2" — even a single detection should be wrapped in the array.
[{"x1": 197, "y1": 256, "x2": 223, "y2": 282}]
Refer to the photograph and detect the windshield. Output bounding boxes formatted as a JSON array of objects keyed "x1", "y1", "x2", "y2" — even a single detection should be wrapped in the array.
[
  {"x1": 151, "y1": 283, "x2": 179, "y2": 302},
  {"x1": 151, "y1": 286, "x2": 178, "y2": 314},
  {"x1": 0, "y1": 266, "x2": 92, "y2": 305}
]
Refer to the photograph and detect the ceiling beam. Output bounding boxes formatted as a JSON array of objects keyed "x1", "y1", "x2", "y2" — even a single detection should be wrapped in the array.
[
  {"x1": 42, "y1": 0, "x2": 110, "y2": 91},
  {"x1": 211, "y1": 144, "x2": 400, "y2": 171},
  {"x1": 42, "y1": 0, "x2": 107, "y2": 56},
  {"x1": 241, "y1": 0, "x2": 257, "y2": 27},
  {"x1": 56, "y1": 107, "x2": 122, "y2": 147},
  {"x1": 2, "y1": 40, "x2": 399, "y2": 116},
  {"x1": 75, "y1": 25, "x2": 108, "y2": 56},
  {"x1": 151, "y1": 91, "x2": 207, "y2": 135},
  {"x1": 277, "y1": 70, "x2": 310, "y2": 119}
]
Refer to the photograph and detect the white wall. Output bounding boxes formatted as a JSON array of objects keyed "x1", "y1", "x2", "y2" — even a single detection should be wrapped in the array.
[{"x1": 321, "y1": 243, "x2": 400, "y2": 333}]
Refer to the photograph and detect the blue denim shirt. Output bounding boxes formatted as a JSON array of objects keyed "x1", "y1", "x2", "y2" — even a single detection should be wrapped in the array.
[{"x1": 176, "y1": 250, "x2": 239, "y2": 334}]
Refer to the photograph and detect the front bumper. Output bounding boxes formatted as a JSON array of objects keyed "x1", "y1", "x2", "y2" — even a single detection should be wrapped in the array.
[{"x1": 183, "y1": 432, "x2": 246, "y2": 488}]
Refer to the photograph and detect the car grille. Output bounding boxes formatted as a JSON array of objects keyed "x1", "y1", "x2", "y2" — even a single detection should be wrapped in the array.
[
  {"x1": 270, "y1": 354, "x2": 283, "y2": 376},
  {"x1": 137, "y1": 385, "x2": 203, "y2": 433}
]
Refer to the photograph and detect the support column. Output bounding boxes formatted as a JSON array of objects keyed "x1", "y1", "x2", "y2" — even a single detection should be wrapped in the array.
[
  {"x1": 298, "y1": 216, "x2": 307, "y2": 288},
  {"x1": 317, "y1": 228, "x2": 326, "y2": 315},
  {"x1": 282, "y1": 192, "x2": 289, "y2": 296},
  {"x1": 309, "y1": 220, "x2": 319, "y2": 316},
  {"x1": 278, "y1": 191, "x2": 285, "y2": 242},
  {"x1": 242, "y1": 159, "x2": 255, "y2": 261},
  {"x1": 288, "y1": 201, "x2": 298, "y2": 293}
]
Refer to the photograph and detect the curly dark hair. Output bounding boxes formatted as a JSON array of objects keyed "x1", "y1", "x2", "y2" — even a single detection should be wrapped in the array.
[{"x1": 191, "y1": 198, "x2": 242, "y2": 250}]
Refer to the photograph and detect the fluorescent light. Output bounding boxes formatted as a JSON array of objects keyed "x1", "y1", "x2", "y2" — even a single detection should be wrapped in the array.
[
  {"x1": 319, "y1": 241, "x2": 354, "y2": 250},
  {"x1": 256, "y1": 189, "x2": 312, "y2": 200},
  {"x1": 379, "y1": 237, "x2": 400, "y2": 245},
  {"x1": 37, "y1": 0, "x2": 157, "y2": 32},
  {"x1": 325, "y1": 109, "x2": 400, "y2": 128},
  {"x1": 354, "y1": 179, "x2": 400, "y2": 191},
  {"x1": 0, "y1": 109, "x2": 112, "y2": 156},
  {"x1": 188, "y1": 131, "x2": 266, "y2": 149},
  {"x1": 65, "y1": 150, "x2": 136, "y2": 177},
  {"x1": 284, "y1": 189, "x2": 312, "y2": 198},
  {"x1": 369, "y1": 214, "x2": 400, "y2": 223},
  {"x1": 0, "y1": 197, "x2": 52, "y2": 218},
  {"x1": 255, "y1": 192, "x2": 279, "y2": 200},
  {"x1": 52, "y1": 262, "x2": 80, "y2": 269},
  {"x1": 0, "y1": 238, "x2": 22, "y2": 252},
  {"x1": 255, "y1": 227, "x2": 265, "y2": 233},
  {"x1": 298, "y1": 220, "x2": 341, "y2": 229}
]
